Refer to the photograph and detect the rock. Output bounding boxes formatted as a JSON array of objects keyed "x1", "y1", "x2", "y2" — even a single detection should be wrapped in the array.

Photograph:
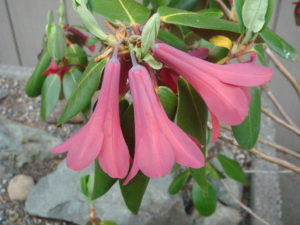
[
  {"x1": 0, "y1": 88, "x2": 9, "y2": 100},
  {"x1": 0, "y1": 119, "x2": 61, "y2": 170},
  {"x1": 25, "y1": 160, "x2": 192, "y2": 225},
  {"x1": 8, "y1": 175, "x2": 34, "y2": 201},
  {"x1": 192, "y1": 203, "x2": 242, "y2": 225}
]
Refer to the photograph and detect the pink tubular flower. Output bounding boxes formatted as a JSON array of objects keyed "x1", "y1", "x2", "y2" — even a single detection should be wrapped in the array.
[
  {"x1": 51, "y1": 50, "x2": 130, "y2": 178},
  {"x1": 153, "y1": 43, "x2": 272, "y2": 126},
  {"x1": 124, "y1": 64, "x2": 205, "y2": 184}
]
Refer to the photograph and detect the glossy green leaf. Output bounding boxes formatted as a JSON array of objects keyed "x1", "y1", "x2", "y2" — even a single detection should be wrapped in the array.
[
  {"x1": 89, "y1": 0, "x2": 151, "y2": 26},
  {"x1": 157, "y1": 30, "x2": 188, "y2": 51},
  {"x1": 197, "y1": 8, "x2": 223, "y2": 18},
  {"x1": 91, "y1": 160, "x2": 116, "y2": 200},
  {"x1": 195, "y1": 39, "x2": 229, "y2": 63},
  {"x1": 217, "y1": 154, "x2": 249, "y2": 185},
  {"x1": 150, "y1": 0, "x2": 171, "y2": 11},
  {"x1": 168, "y1": 170, "x2": 189, "y2": 194},
  {"x1": 59, "y1": 58, "x2": 108, "y2": 124},
  {"x1": 192, "y1": 181, "x2": 217, "y2": 216},
  {"x1": 80, "y1": 175, "x2": 90, "y2": 198},
  {"x1": 47, "y1": 24, "x2": 66, "y2": 62},
  {"x1": 206, "y1": 162, "x2": 225, "y2": 179},
  {"x1": 190, "y1": 167, "x2": 208, "y2": 192},
  {"x1": 66, "y1": 44, "x2": 88, "y2": 66},
  {"x1": 232, "y1": 87, "x2": 261, "y2": 149},
  {"x1": 63, "y1": 67, "x2": 82, "y2": 99},
  {"x1": 254, "y1": 44, "x2": 268, "y2": 66},
  {"x1": 169, "y1": 0, "x2": 198, "y2": 10},
  {"x1": 25, "y1": 48, "x2": 51, "y2": 97},
  {"x1": 159, "y1": 6, "x2": 241, "y2": 33},
  {"x1": 242, "y1": 0, "x2": 268, "y2": 33},
  {"x1": 41, "y1": 74, "x2": 61, "y2": 120},
  {"x1": 260, "y1": 28, "x2": 298, "y2": 62},
  {"x1": 233, "y1": 0, "x2": 245, "y2": 32},
  {"x1": 142, "y1": 54, "x2": 163, "y2": 70},
  {"x1": 45, "y1": 11, "x2": 54, "y2": 37},
  {"x1": 75, "y1": 4, "x2": 107, "y2": 40},
  {"x1": 120, "y1": 172, "x2": 150, "y2": 214},
  {"x1": 157, "y1": 86, "x2": 178, "y2": 120},
  {"x1": 141, "y1": 13, "x2": 160, "y2": 57},
  {"x1": 264, "y1": 0, "x2": 274, "y2": 28},
  {"x1": 175, "y1": 77, "x2": 208, "y2": 144}
]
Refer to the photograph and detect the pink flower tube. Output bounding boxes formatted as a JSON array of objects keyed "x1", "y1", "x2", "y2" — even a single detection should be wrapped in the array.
[
  {"x1": 51, "y1": 50, "x2": 130, "y2": 178},
  {"x1": 124, "y1": 64, "x2": 204, "y2": 184},
  {"x1": 153, "y1": 43, "x2": 272, "y2": 126}
]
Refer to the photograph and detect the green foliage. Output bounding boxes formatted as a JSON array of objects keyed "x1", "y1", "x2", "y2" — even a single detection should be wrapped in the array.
[
  {"x1": 217, "y1": 154, "x2": 249, "y2": 185},
  {"x1": 66, "y1": 44, "x2": 88, "y2": 66},
  {"x1": 168, "y1": 170, "x2": 190, "y2": 194},
  {"x1": 63, "y1": 67, "x2": 82, "y2": 99},
  {"x1": 40, "y1": 74, "x2": 61, "y2": 120},
  {"x1": 47, "y1": 24, "x2": 66, "y2": 62},
  {"x1": 254, "y1": 44, "x2": 268, "y2": 66},
  {"x1": 195, "y1": 39, "x2": 229, "y2": 63},
  {"x1": 169, "y1": 0, "x2": 198, "y2": 10},
  {"x1": 232, "y1": 87, "x2": 261, "y2": 149},
  {"x1": 157, "y1": 86, "x2": 178, "y2": 120},
  {"x1": 157, "y1": 30, "x2": 188, "y2": 51},
  {"x1": 25, "y1": 48, "x2": 51, "y2": 97}
]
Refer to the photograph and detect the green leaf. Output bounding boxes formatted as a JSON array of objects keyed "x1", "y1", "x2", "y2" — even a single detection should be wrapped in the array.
[
  {"x1": 91, "y1": 160, "x2": 116, "y2": 200},
  {"x1": 157, "y1": 86, "x2": 178, "y2": 120},
  {"x1": 233, "y1": 0, "x2": 245, "y2": 32},
  {"x1": 216, "y1": 154, "x2": 249, "y2": 185},
  {"x1": 260, "y1": 28, "x2": 298, "y2": 62},
  {"x1": 206, "y1": 162, "x2": 225, "y2": 179},
  {"x1": 169, "y1": 0, "x2": 198, "y2": 10},
  {"x1": 59, "y1": 0, "x2": 66, "y2": 25},
  {"x1": 45, "y1": 11, "x2": 54, "y2": 37},
  {"x1": 75, "y1": 4, "x2": 107, "y2": 40},
  {"x1": 63, "y1": 67, "x2": 82, "y2": 99},
  {"x1": 120, "y1": 104, "x2": 135, "y2": 154},
  {"x1": 47, "y1": 24, "x2": 66, "y2": 62},
  {"x1": 254, "y1": 44, "x2": 268, "y2": 66},
  {"x1": 242, "y1": 0, "x2": 269, "y2": 33},
  {"x1": 101, "y1": 221, "x2": 118, "y2": 225},
  {"x1": 142, "y1": 54, "x2": 163, "y2": 70},
  {"x1": 195, "y1": 39, "x2": 229, "y2": 63},
  {"x1": 80, "y1": 175, "x2": 90, "y2": 198},
  {"x1": 25, "y1": 48, "x2": 51, "y2": 97},
  {"x1": 119, "y1": 98, "x2": 130, "y2": 116},
  {"x1": 232, "y1": 87, "x2": 261, "y2": 149},
  {"x1": 190, "y1": 167, "x2": 208, "y2": 192},
  {"x1": 150, "y1": 0, "x2": 171, "y2": 11},
  {"x1": 157, "y1": 30, "x2": 188, "y2": 51},
  {"x1": 159, "y1": 6, "x2": 241, "y2": 33},
  {"x1": 168, "y1": 170, "x2": 189, "y2": 194},
  {"x1": 59, "y1": 58, "x2": 108, "y2": 124},
  {"x1": 175, "y1": 77, "x2": 208, "y2": 144},
  {"x1": 197, "y1": 8, "x2": 223, "y2": 18},
  {"x1": 66, "y1": 44, "x2": 88, "y2": 66},
  {"x1": 120, "y1": 172, "x2": 150, "y2": 214},
  {"x1": 264, "y1": 0, "x2": 274, "y2": 28},
  {"x1": 89, "y1": 0, "x2": 151, "y2": 26},
  {"x1": 41, "y1": 74, "x2": 61, "y2": 120},
  {"x1": 192, "y1": 181, "x2": 217, "y2": 216},
  {"x1": 141, "y1": 13, "x2": 160, "y2": 57}
]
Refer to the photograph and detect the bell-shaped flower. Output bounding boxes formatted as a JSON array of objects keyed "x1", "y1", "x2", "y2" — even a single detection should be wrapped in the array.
[
  {"x1": 153, "y1": 43, "x2": 272, "y2": 127},
  {"x1": 124, "y1": 64, "x2": 204, "y2": 184},
  {"x1": 51, "y1": 50, "x2": 130, "y2": 178}
]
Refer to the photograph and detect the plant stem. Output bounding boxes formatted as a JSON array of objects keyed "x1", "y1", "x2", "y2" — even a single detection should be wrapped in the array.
[{"x1": 216, "y1": 0, "x2": 231, "y2": 19}]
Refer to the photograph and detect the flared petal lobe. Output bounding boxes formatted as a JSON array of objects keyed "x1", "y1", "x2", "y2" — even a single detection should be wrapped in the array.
[
  {"x1": 51, "y1": 57, "x2": 130, "y2": 178},
  {"x1": 124, "y1": 65, "x2": 204, "y2": 184}
]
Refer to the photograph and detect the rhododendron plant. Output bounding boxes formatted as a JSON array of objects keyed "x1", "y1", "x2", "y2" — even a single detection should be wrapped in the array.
[{"x1": 24, "y1": 0, "x2": 298, "y2": 224}]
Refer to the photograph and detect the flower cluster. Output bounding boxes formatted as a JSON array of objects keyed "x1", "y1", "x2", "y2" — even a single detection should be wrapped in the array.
[{"x1": 51, "y1": 42, "x2": 272, "y2": 183}]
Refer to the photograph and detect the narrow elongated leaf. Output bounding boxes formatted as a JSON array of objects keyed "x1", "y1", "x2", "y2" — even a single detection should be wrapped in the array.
[
  {"x1": 169, "y1": 0, "x2": 198, "y2": 10},
  {"x1": 120, "y1": 172, "x2": 150, "y2": 214},
  {"x1": 157, "y1": 86, "x2": 178, "y2": 120},
  {"x1": 47, "y1": 24, "x2": 66, "y2": 62},
  {"x1": 63, "y1": 67, "x2": 82, "y2": 99},
  {"x1": 217, "y1": 154, "x2": 249, "y2": 185},
  {"x1": 168, "y1": 170, "x2": 189, "y2": 194},
  {"x1": 66, "y1": 44, "x2": 88, "y2": 66},
  {"x1": 192, "y1": 181, "x2": 217, "y2": 216},
  {"x1": 159, "y1": 6, "x2": 241, "y2": 33},
  {"x1": 80, "y1": 175, "x2": 90, "y2": 198},
  {"x1": 233, "y1": 0, "x2": 245, "y2": 32},
  {"x1": 41, "y1": 74, "x2": 61, "y2": 120},
  {"x1": 59, "y1": 58, "x2": 108, "y2": 124},
  {"x1": 197, "y1": 8, "x2": 223, "y2": 18},
  {"x1": 25, "y1": 48, "x2": 51, "y2": 97},
  {"x1": 175, "y1": 77, "x2": 208, "y2": 144},
  {"x1": 91, "y1": 160, "x2": 116, "y2": 200},
  {"x1": 260, "y1": 28, "x2": 298, "y2": 62},
  {"x1": 120, "y1": 104, "x2": 135, "y2": 156},
  {"x1": 254, "y1": 44, "x2": 268, "y2": 66},
  {"x1": 242, "y1": 0, "x2": 268, "y2": 32},
  {"x1": 157, "y1": 30, "x2": 188, "y2": 51},
  {"x1": 232, "y1": 87, "x2": 261, "y2": 149},
  {"x1": 141, "y1": 13, "x2": 160, "y2": 56},
  {"x1": 89, "y1": 0, "x2": 151, "y2": 26},
  {"x1": 264, "y1": 0, "x2": 274, "y2": 28}
]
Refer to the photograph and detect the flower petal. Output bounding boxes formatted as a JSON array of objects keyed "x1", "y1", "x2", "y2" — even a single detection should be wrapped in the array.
[{"x1": 210, "y1": 112, "x2": 220, "y2": 142}]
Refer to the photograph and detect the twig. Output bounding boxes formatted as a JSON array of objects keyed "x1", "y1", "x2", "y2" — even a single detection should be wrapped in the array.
[
  {"x1": 221, "y1": 180, "x2": 271, "y2": 225},
  {"x1": 261, "y1": 107, "x2": 300, "y2": 137},
  {"x1": 261, "y1": 85, "x2": 296, "y2": 126},
  {"x1": 219, "y1": 134, "x2": 300, "y2": 174},
  {"x1": 244, "y1": 169, "x2": 292, "y2": 174},
  {"x1": 216, "y1": 0, "x2": 231, "y2": 19},
  {"x1": 266, "y1": 47, "x2": 300, "y2": 98},
  {"x1": 220, "y1": 125, "x2": 300, "y2": 159}
]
